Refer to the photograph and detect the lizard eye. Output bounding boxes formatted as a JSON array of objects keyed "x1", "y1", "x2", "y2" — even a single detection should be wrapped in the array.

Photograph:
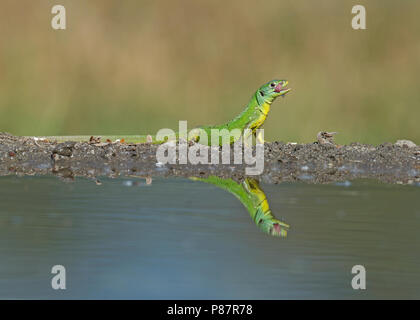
[{"x1": 270, "y1": 83, "x2": 275, "y2": 88}]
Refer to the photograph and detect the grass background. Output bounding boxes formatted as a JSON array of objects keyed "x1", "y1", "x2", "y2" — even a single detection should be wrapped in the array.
[{"x1": 0, "y1": 0, "x2": 419, "y2": 144}]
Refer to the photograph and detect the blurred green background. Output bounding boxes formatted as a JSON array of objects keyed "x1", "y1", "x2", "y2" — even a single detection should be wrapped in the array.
[{"x1": 0, "y1": 0, "x2": 419, "y2": 144}]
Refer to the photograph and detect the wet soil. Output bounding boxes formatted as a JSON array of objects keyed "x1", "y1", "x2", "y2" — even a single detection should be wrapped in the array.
[{"x1": 0, "y1": 133, "x2": 419, "y2": 184}]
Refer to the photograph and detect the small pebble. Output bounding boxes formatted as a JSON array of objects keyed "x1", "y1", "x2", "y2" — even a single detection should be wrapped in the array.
[{"x1": 395, "y1": 139, "x2": 417, "y2": 148}]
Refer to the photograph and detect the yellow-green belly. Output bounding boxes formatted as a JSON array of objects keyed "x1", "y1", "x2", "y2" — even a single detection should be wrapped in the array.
[{"x1": 250, "y1": 102, "x2": 270, "y2": 130}]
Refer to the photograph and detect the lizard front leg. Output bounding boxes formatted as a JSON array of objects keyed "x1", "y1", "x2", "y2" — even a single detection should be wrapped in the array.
[
  {"x1": 243, "y1": 125, "x2": 254, "y2": 148},
  {"x1": 256, "y1": 130, "x2": 265, "y2": 144},
  {"x1": 252, "y1": 129, "x2": 267, "y2": 144}
]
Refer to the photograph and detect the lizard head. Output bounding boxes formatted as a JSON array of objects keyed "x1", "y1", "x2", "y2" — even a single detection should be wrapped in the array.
[{"x1": 257, "y1": 80, "x2": 291, "y2": 104}]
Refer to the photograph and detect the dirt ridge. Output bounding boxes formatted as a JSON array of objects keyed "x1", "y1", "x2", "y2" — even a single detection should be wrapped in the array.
[{"x1": 0, "y1": 133, "x2": 419, "y2": 185}]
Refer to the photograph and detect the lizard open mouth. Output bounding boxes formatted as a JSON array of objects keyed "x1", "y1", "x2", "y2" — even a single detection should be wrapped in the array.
[{"x1": 274, "y1": 82, "x2": 291, "y2": 96}]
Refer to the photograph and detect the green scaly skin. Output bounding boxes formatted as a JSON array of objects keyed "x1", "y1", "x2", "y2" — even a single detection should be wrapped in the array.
[
  {"x1": 33, "y1": 80, "x2": 291, "y2": 145},
  {"x1": 191, "y1": 176, "x2": 289, "y2": 237}
]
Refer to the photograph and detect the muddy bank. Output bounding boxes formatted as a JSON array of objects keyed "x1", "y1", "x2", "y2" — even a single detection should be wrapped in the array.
[{"x1": 0, "y1": 133, "x2": 419, "y2": 184}]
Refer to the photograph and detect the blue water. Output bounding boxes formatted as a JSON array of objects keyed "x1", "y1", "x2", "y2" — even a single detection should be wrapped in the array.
[{"x1": 0, "y1": 176, "x2": 419, "y2": 299}]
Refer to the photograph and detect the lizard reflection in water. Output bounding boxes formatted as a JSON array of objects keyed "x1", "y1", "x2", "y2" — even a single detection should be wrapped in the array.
[{"x1": 191, "y1": 176, "x2": 289, "y2": 237}]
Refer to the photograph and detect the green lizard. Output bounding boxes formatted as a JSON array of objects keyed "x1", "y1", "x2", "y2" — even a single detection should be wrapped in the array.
[
  {"x1": 191, "y1": 176, "x2": 289, "y2": 237},
  {"x1": 37, "y1": 80, "x2": 291, "y2": 145}
]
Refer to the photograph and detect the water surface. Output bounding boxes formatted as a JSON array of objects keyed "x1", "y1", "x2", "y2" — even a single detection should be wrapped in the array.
[{"x1": 0, "y1": 176, "x2": 419, "y2": 299}]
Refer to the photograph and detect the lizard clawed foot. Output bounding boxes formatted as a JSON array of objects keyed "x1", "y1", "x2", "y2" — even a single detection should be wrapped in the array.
[{"x1": 257, "y1": 139, "x2": 269, "y2": 144}]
